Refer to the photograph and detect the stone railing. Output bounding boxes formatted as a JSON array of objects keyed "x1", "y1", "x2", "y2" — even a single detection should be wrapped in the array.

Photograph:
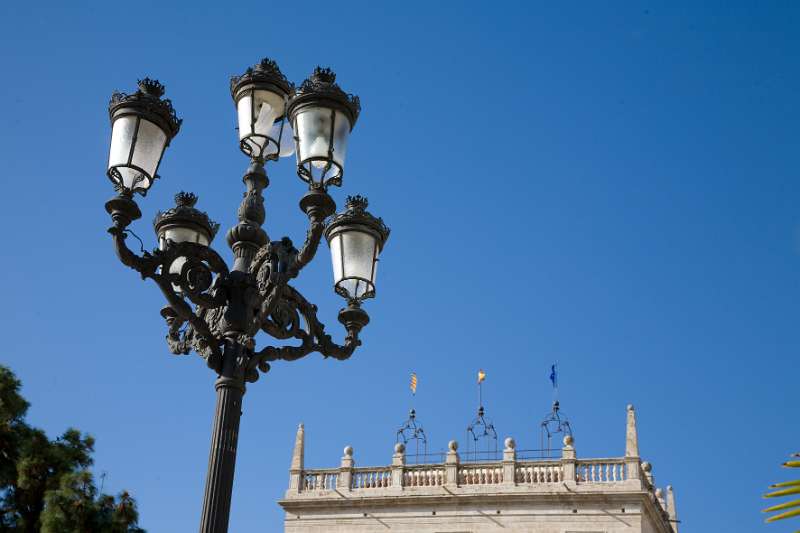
[
  {"x1": 515, "y1": 461, "x2": 563, "y2": 483},
  {"x1": 351, "y1": 467, "x2": 392, "y2": 489},
  {"x1": 403, "y1": 464, "x2": 445, "y2": 487},
  {"x1": 301, "y1": 469, "x2": 339, "y2": 492},
  {"x1": 459, "y1": 463, "x2": 504, "y2": 485},
  {"x1": 292, "y1": 436, "x2": 651, "y2": 495},
  {"x1": 575, "y1": 458, "x2": 627, "y2": 483}
]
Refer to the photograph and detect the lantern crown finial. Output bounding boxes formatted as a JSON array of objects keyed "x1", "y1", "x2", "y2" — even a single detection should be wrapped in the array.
[
  {"x1": 109, "y1": 77, "x2": 182, "y2": 137},
  {"x1": 230, "y1": 56, "x2": 293, "y2": 99},
  {"x1": 138, "y1": 78, "x2": 166, "y2": 98},
  {"x1": 175, "y1": 191, "x2": 198, "y2": 208},
  {"x1": 291, "y1": 66, "x2": 361, "y2": 126},
  {"x1": 325, "y1": 194, "x2": 390, "y2": 248},
  {"x1": 311, "y1": 66, "x2": 336, "y2": 84},
  {"x1": 345, "y1": 195, "x2": 368, "y2": 212},
  {"x1": 154, "y1": 191, "x2": 220, "y2": 241}
]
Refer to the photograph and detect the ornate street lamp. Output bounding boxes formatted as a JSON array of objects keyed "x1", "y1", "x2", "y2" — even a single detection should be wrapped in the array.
[{"x1": 102, "y1": 58, "x2": 389, "y2": 533}]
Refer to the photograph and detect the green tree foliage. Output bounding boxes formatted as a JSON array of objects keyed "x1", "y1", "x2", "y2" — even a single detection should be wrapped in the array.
[
  {"x1": 0, "y1": 365, "x2": 144, "y2": 532},
  {"x1": 763, "y1": 452, "x2": 800, "y2": 530}
]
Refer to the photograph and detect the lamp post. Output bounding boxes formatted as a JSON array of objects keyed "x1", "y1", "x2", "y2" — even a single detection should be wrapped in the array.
[{"x1": 103, "y1": 58, "x2": 389, "y2": 533}]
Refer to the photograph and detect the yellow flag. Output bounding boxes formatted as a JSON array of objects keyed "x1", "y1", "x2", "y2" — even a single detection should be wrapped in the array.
[
  {"x1": 410, "y1": 372, "x2": 418, "y2": 394},
  {"x1": 477, "y1": 369, "x2": 486, "y2": 383}
]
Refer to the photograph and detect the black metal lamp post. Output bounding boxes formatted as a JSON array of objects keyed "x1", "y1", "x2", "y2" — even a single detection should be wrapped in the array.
[{"x1": 103, "y1": 58, "x2": 389, "y2": 533}]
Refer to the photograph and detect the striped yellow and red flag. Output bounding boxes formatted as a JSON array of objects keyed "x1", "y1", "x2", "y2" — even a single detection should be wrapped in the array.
[
  {"x1": 477, "y1": 369, "x2": 486, "y2": 384},
  {"x1": 410, "y1": 372, "x2": 418, "y2": 394}
]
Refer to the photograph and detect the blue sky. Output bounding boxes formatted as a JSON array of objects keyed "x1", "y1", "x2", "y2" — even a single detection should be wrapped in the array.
[{"x1": 0, "y1": 1, "x2": 798, "y2": 531}]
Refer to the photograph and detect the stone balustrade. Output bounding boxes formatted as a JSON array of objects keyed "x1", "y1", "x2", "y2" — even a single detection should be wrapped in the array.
[
  {"x1": 301, "y1": 469, "x2": 339, "y2": 492},
  {"x1": 351, "y1": 467, "x2": 393, "y2": 489},
  {"x1": 515, "y1": 461, "x2": 563, "y2": 483},
  {"x1": 402, "y1": 464, "x2": 445, "y2": 487},
  {"x1": 576, "y1": 458, "x2": 627, "y2": 483},
  {"x1": 459, "y1": 463, "x2": 504, "y2": 485},
  {"x1": 293, "y1": 437, "x2": 650, "y2": 494}
]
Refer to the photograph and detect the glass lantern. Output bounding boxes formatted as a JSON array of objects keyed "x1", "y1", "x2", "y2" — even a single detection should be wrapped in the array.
[
  {"x1": 230, "y1": 58, "x2": 293, "y2": 161},
  {"x1": 287, "y1": 67, "x2": 361, "y2": 189},
  {"x1": 324, "y1": 195, "x2": 390, "y2": 303},
  {"x1": 107, "y1": 78, "x2": 182, "y2": 196},
  {"x1": 153, "y1": 192, "x2": 220, "y2": 291}
]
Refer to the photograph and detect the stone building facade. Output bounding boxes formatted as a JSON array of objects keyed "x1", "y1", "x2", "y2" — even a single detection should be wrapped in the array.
[{"x1": 279, "y1": 405, "x2": 678, "y2": 533}]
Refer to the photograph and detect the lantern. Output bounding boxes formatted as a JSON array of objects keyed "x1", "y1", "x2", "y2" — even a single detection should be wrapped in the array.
[
  {"x1": 324, "y1": 195, "x2": 390, "y2": 303},
  {"x1": 287, "y1": 67, "x2": 361, "y2": 189},
  {"x1": 154, "y1": 192, "x2": 220, "y2": 292},
  {"x1": 230, "y1": 58, "x2": 293, "y2": 161},
  {"x1": 107, "y1": 78, "x2": 181, "y2": 196}
]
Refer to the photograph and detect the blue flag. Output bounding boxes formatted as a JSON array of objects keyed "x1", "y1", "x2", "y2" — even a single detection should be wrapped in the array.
[{"x1": 549, "y1": 364, "x2": 557, "y2": 388}]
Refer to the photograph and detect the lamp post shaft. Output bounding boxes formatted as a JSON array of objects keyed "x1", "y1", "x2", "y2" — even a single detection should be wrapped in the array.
[{"x1": 199, "y1": 351, "x2": 246, "y2": 532}]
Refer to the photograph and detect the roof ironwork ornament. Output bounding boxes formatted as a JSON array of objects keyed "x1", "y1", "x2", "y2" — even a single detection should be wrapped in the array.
[
  {"x1": 396, "y1": 409, "x2": 427, "y2": 462},
  {"x1": 540, "y1": 363, "x2": 573, "y2": 456},
  {"x1": 466, "y1": 372, "x2": 498, "y2": 460}
]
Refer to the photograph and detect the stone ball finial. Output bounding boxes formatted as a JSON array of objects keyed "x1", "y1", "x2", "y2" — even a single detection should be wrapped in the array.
[
  {"x1": 343, "y1": 445, "x2": 353, "y2": 457},
  {"x1": 298, "y1": 423, "x2": 304, "y2": 429},
  {"x1": 504, "y1": 437, "x2": 516, "y2": 450},
  {"x1": 394, "y1": 442, "x2": 405, "y2": 454},
  {"x1": 641, "y1": 461, "x2": 652, "y2": 472},
  {"x1": 563, "y1": 435, "x2": 574, "y2": 447},
  {"x1": 448, "y1": 440, "x2": 458, "y2": 452},
  {"x1": 627, "y1": 404, "x2": 635, "y2": 411}
]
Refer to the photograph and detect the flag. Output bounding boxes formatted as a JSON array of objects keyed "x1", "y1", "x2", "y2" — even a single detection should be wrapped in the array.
[
  {"x1": 410, "y1": 372, "x2": 417, "y2": 395},
  {"x1": 477, "y1": 369, "x2": 486, "y2": 384},
  {"x1": 549, "y1": 364, "x2": 557, "y2": 388}
]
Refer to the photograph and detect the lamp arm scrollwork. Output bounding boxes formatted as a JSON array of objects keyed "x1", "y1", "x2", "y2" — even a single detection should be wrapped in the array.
[
  {"x1": 106, "y1": 197, "x2": 227, "y2": 361},
  {"x1": 250, "y1": 284, "x2": 368, "y2": 374},
  {"x1": 108, "y1": 226, "x2": 158, "y2": 277},
  {"x1": 288, "y1": 188, "x2": 336, "y2": 277}
]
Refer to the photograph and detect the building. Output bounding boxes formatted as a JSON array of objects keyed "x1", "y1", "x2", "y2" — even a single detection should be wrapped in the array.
[{"x1": 279, "y1": 405, "x2": 678, "y2": 532}]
